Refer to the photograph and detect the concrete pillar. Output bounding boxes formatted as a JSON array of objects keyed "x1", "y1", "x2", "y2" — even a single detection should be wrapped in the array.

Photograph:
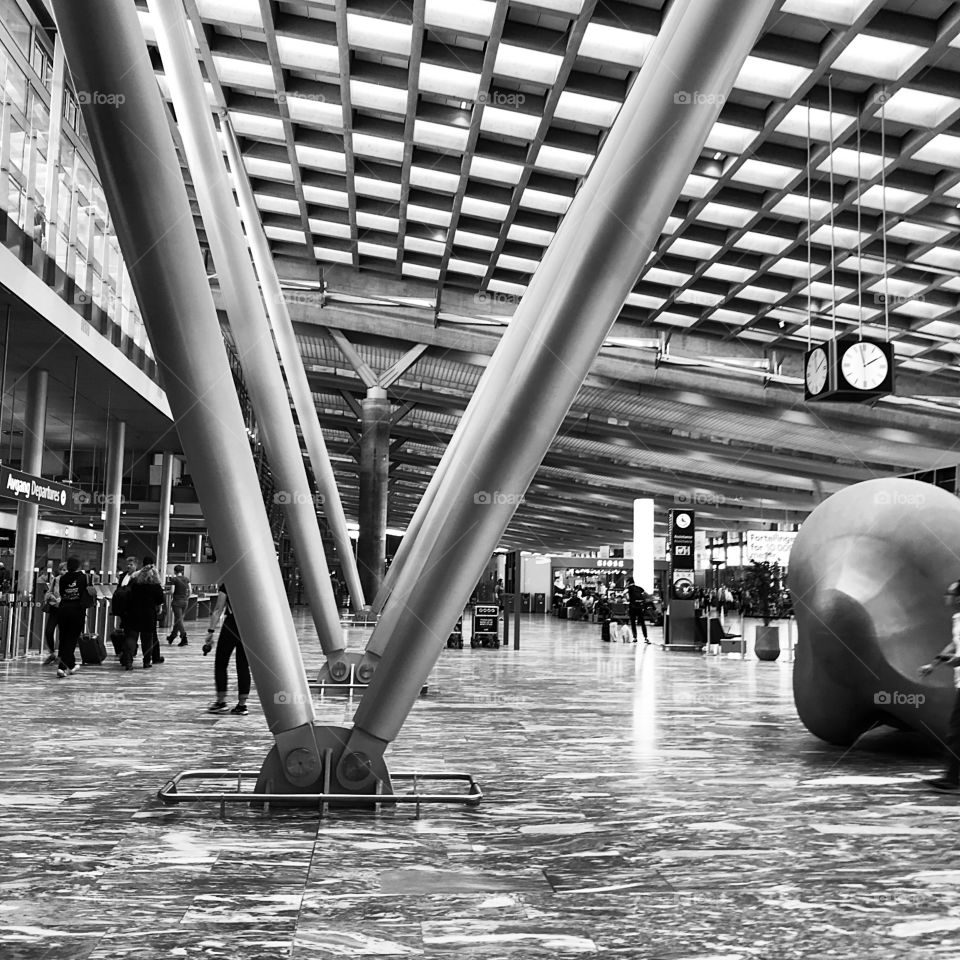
[
  {"x1": 357, "y1": 388, "x2": 390, "y2": 601},
  {"x1": 100, "y1": 418, "x2": 124, "y2": 582},
  {"x1": 12, "y1": 369, "x2": 47, "y2": 595},
  {"x1": 156, "y1": 451, "x2": 174, "y2": 574}
]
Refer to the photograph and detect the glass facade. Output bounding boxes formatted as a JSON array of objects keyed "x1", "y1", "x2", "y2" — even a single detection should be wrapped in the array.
[{"x1": 0, "y1": 0, "x2": 156, "y2": 374}]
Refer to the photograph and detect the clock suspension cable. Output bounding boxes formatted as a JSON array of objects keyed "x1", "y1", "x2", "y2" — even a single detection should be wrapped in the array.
[
  {"x1": 805, "y1": 99, "x2": 813, "y2": 352},
  {"x1": 827, "y1": 73, "x2": 837, "y2": 341},
  {"x1": 856, "y1": 112, "x2": 863, "y2": 341},
  {"x1": 880, "y1": 85, "x2": 890, "y2": 344}
]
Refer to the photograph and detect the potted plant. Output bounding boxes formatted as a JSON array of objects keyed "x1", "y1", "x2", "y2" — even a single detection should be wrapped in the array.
[{"x1": 744, "y1": 560, "x2": 781, "y2": 661}]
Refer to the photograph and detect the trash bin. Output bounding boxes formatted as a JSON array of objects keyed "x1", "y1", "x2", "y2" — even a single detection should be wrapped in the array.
[
  {"x1": 534, "y1": 592, "x2": 546, "y2": 613},
  {"x1": 521, "y1": 593, "x2": 531, "y2": 612}
]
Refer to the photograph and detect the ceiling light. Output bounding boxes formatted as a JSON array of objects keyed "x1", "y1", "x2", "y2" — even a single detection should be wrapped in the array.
[
  {"x1": 770, "y1": 194, "x2": 833, "y2": 221},
  {"x1": 419, "y1": 62, "x2": 482, "y2": 101},
  {"x1": 775, "y1": 104, "x2": 855, "y2": 142},
  {"x1": 346, "y1": 14, "x2": 412, "y2": 56},
  {"x1": 809, "y1": 224, "x2": 869, "y2": 247},
  {"x1": 414, "y1": 119, "x2": 469, "y2": 151},
  {"x1": 738, "y1": 285, "x2": 782, "y2": 304},
  {"x1": 351, "y1": 80, "x2": 408, "y2": 115},
  {"x1": 498, "y1": 253, "x2": 540, "y2": 274},
  {"x1": 424, "y1": 0, "x2": 495, "y2": 35},
  {"x1": 494, "y1": 44, "x2": 563, "y2": 85},
  {"x1": 915, "y1": 247, "x2": 960, "y2": 272},
  {"x1": 407, "y1": 204, "x2": 452, "y2": 227},
  {"x1": 735, "y1": 231, "x2": 792, "y2": 254},
  {"x1": 703, "y1": 263, "x2": 754, "y2": 283},
  {"x1": 256, "y1": 193, "x2": 299, "y2": 216},
  {"x1": 264, "y1": 225, "x2": 306, "y2": 245},
  {"x1": 358, "y1": 241, "x2": 395, "y2": 260},
  {"x1": 579, "y1": 23, "x2": 654, "y2": 67},
  {"x1": 309, "y1": 219, "x2": 351, "y2": 239},
  {"x1": 645, "y1": 267, "x2": 691, "y2": 286},
  {"x1": 275, "y1": 36, "x2": 339, "y2": 74},
  {"x1": 410, "y1": 166, "x2": 460, "y2": 193},
  {"x1": 356, "y1": 212, "x2": 399, "y2": 233},
  {"x1": 355, "y1": 176, "x2": 401, "y2": 202},
  {"x1": 681, "y1": 174, "x2": 715, "y2": 199},
  {"x1": 816, "y1": 148, "x2": 889, "y2": 179},
  {"x1": 910, "y1": 134, "x2": 960, "y2": 170},
  {"x1": 196, "y1": 0, "x2": 261, "y2": 27},
  {"x1": 448, "y1": 258, "x2": 487, "y2": 277},
  {"x1": 455, "y1": 230, "x2": 499, "y2": 251},
  {"x1": 302, "y1": 185, "x2": 349, "y2": 207},
  {"x1": 508, "y1": 224, "x2": 554, "y2": 247},
  {"x1": 480, "y1": 106, "x2": 540, "y2": 140},
  {"x1": 243, "y1": 156, "x2": 294, "y2": 181},
  {"x1": 229, "y1": 111, "x2": 285, "y2": 141},
  {"x1": 403, "y1": 262, "x2": 442, "y2": 281},
  {"x1": 778, "y1": 0, "x2": 873, "y2": 25},
  {"x1": 704, "y1": 122, "x2": 758, "y2": 154},
  {"x1": 711, "y1": 308, "x2": 754, "y2": 325},
  {"x1": 856, "y1": 184, "x2": 924, "y2": 214},
  {"x1": 519, "y1": 189, "x2": 571, "y2": 215},
  {"x1": 285, "y1": 96, "x2": 343, "y2": 129},
  {"x1": 314, "y1": 246, "x2": 352, "y2": 265},
  {"x1": 555, "y1": 91, "x2": 621, "y2": 127},
  {"x1": 886, "y1": 221, "x2": 950, "y2": 244},
  {"x1": 471, "y1": 155, "x2": 525, "y2": 185},
  {"x1": 405, "y1": 236, "x2": 446, "y2": 256},
  {"x1": 876, "y1": 88, "x2": 960, "y2": 128},
  {"x1": 488, "y1": 279, "x2": 526, "y2": 297},
  {"x1": 295, "y1": 144, "x2": 346, "y2": 173},
  {"x1": 658, "y1": 311, "x2": 698, "y2": 328},
  {"x1": 676, "y1": 289, "x2": 724, "y2": 307},
  {"x1": 624, "y1": 292, "x2": 666, "y2": 310},
  {"x1": 461, "y1": 196, "x2": 511, "y2": 220},
  {"x1": 668, "y1": 238, "x2": 722, "y2": 259},
  {"x1": 831, "y1": 35, "x2": 924, "y2": 81},
  {"x1": 735, "y1": 56, "x2": 809, "y2": 98},
  {"x1": 536, "y1": 144, "x2": 594, "y2": 176},
  {"x1": 212, "y1": 55, "x2": 274, "y2": 92},
  {"x1": 731, "y1": 158, "x2": 799, "y2": 189},
  {"x1": 698, "y1": 202, "x2": 753, "y2": 228},
  {"x1": 352, "y1": 133, "x2": 404, "y2": 163}
]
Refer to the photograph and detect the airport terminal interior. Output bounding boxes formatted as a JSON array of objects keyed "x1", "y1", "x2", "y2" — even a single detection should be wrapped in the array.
[{"x1": 4, "y1": 0, "x2": 960, "y2": 956}]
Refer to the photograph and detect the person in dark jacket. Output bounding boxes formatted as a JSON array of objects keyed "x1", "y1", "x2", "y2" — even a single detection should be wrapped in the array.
[
  {"x1": 204, "y1": 583, "x2": 250, "y2": 715},
  {"x1": 166, "y1": 564, "x2": 192, "y2": 646},
  {"x1": 55, "y1": 557, "x2": 93, "y2": 678},
  {"x1": 122, "y1": 559, "x2": 165, "y2": 670},
  {"x1": 627, "y1": 578, "x2": 650, "y2": 644}
]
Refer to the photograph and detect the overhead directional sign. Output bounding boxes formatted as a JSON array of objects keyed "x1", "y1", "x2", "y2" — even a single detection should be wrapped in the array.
[{"x1": 0, "y1": 466, "x2": 72, "y2": 510}]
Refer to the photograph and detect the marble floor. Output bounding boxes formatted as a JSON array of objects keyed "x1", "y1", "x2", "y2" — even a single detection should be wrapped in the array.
[{"x1": 1, "y1": 612, "x2": 958, "y2": 959}]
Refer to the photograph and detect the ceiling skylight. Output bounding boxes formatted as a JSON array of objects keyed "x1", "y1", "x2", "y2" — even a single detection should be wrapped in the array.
[
  {"x1": 578, "y1": 23, "x2": 654, "y2": 67},
  {"x1": 494, "y1": 44, "x2": 563, "y2": 85},
  {"x1": 346, "y1": 14, "x2": 412, "y2": 57},
  {"x1": 831, "y1": 35, "x2": 924, "y2": 81}
]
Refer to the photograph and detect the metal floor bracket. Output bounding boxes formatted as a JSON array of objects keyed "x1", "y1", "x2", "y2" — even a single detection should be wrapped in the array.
[{"x1": 157, "y1": 769, "x2": 482, "y2": 819}]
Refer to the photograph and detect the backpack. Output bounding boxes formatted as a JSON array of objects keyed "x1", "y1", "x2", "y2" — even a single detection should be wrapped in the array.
[{"x1": 110, "y1": 582, "x2": 130, "y2": 617}]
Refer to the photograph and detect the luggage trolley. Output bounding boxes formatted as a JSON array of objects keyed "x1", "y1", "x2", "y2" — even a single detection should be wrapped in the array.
[{"x1": 471, "y1": 604, "x2": 500, "y2": 648}]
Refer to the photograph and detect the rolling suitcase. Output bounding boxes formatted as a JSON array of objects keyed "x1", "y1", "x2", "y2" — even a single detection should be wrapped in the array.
[{"x1": 79, "y1": 632, "x2": 107, "y2": 665}]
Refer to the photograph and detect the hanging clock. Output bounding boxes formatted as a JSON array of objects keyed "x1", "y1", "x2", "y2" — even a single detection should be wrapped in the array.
[
  {"x1": 804, "y1": 345, "x2": 830, "y2": 400},
  {"x1": 805, "y1": 335, "x2": 894, "y2": 403},
  {"x1": 837, "y1": 338, "x2": 893, "y2": 394}
]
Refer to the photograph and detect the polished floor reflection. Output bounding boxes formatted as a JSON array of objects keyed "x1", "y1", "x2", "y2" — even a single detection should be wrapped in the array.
[{"x1": 0, "y1": 612, "x2": 956, "y2": 958}]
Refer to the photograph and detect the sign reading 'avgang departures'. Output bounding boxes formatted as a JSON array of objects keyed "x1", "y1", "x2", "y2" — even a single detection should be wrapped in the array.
[{"x1": 0, "y1": 465, "x2": 71, "y2": 509}]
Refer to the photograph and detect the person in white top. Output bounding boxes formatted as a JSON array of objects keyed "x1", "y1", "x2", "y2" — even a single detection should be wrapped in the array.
[{"x1": 917, "y1": 579, "x2": 960, "y2": 791}]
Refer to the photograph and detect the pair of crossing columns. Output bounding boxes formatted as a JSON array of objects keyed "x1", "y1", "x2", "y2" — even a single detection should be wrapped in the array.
[{"x1": 50, "y1": 0, "x2": 777, "y2": 797}]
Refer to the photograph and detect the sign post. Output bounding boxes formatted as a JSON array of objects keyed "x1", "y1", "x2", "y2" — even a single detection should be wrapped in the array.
[
  {"x1": 667, "y1": 508, "x2": 697, "y2": 647},
  {"x1": 471, "y1": 605, "x2": 500, "y2": 649}
]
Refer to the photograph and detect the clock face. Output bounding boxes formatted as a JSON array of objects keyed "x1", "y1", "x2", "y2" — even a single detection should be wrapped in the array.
[
  {"x1": 675, "y1": 513, "x2": 691, "y2": 529},
  {"x1": 805, "y1": 347, "x2": 828, "y2": 394},
  {"x1": 840, "y1": 341, "x2": 889, "y2": 390}
]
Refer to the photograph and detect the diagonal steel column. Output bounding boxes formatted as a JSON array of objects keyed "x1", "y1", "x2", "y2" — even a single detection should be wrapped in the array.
[
  {"x1": 337, "y1": 0, "x2": 780, "y2": 786},
  {"x1": 221, "y1": 119, "x2": 366, "y2": 614},
  {"x1": 49, "y1": 0, "x2": 321, "y2": 767},
  {"x1": 147, "y1": 0, "x2": 345, "y2": 666}
]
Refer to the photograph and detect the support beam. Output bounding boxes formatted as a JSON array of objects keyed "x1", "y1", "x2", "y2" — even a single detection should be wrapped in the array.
[
  {"x1": 357, "y1": 389, "x2": 391, "y2": 601},
  {"x1": 379, "y1": 343, "x2": 427, "y2": 391},
  {"x1": 51, "y1": 0, "x2": 321, "y2": 777},
  {"x1": 222, "y1": 118, "x2": 366, "y2": 613},
  {"x1": 330, "y1": 329, "x2": 378, "y2": 389},
  {"x1": 12, "y1": 369, "x2": 47, "y2": 595},
  {"x1": 147, "y1": 0, "x2": 345, "y2": 664},
  {"x1": 100, "y1": 418, "x2": 124, "y2": 583},
  {"x1": 156, "y1": 451, "x2": 174, "y2": 576},
  {"x1": 337, "y1": 0, "x2": 780, "y2": 790}
]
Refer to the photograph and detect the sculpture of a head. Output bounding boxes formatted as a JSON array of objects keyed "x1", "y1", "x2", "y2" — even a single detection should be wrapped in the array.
[{"x1": 790, "y1": 478, "x2": 960, "y2": 746}]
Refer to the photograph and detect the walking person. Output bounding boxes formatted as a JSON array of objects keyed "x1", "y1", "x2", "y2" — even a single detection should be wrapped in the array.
[
  {"x1": 627, "y1": 577, "x2": 650, "y2": 644},
  {"x1": 122, "y1": 559, "x2": 165, "y2": 670},
  {"x1": 37, "y1": 566, "x2": 59, "y2": 664},
  {"x1": 166, "y1": 564, "x2": 192, "y2": 646},
  {"x1": 204, "y1": 583, "x2": 250, "y2": 715},
  {"x1": 919, "y1": 579, "x2": 960, "y2": 791},
  {"x1": 55, "y1": 557, "x2": 94, "y2": 678}
]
